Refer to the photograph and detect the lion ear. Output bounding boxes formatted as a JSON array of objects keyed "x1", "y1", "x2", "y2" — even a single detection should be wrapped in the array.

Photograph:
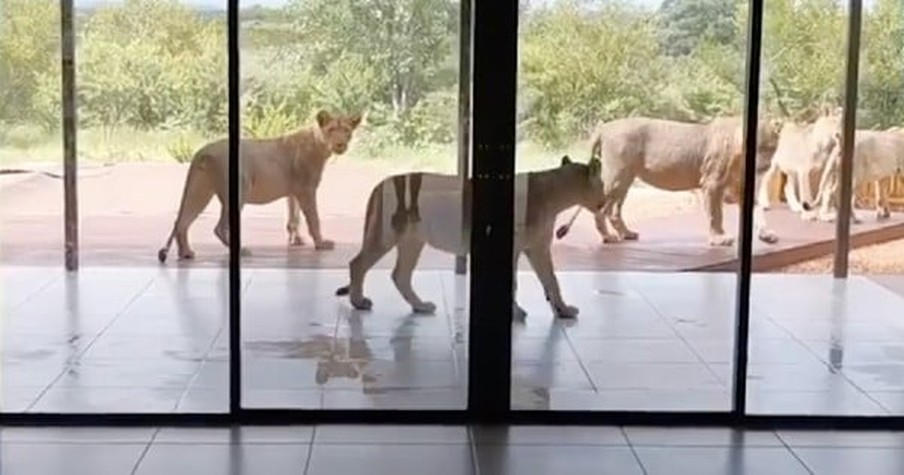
[
  {"x1": 316, "y1": 110, "x2": 332, "y2": 129},
  {"x1": 347, "y1": 112, "x2": 363, "y2": 129},
  {"x1": 560, "y1": 155, "x2": 573, "y2": 166}
]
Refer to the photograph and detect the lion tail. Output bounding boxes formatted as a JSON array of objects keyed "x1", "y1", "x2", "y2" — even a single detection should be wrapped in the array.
[{"x1": 590, "y1": 129, "x2": 604, "y2": 161}]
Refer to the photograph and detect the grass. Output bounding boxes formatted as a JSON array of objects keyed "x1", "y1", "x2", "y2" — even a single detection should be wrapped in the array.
[{"x1": 0, "y1": 124, "x2": 591, "y2": 174}]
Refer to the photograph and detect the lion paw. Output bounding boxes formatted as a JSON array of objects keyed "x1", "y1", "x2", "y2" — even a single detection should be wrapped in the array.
[
  {"x1": 412, "y1": 301, "x2": 437, "y2": 314},
  {"x1": 818, "y1": 212, "x2": 837, "y2": 223},
  {"x1": 178, "y1": 249, "x2": 196, "y2": 260},
  {"x1": 709, "y1": 234, "x2": 735, "y2": 247},
  {"x1": 555, "y1": 304, "x2": 579, "y2": 319},
  {"x1": 757, "y1": 229, "x2": 779, "y2": 244},
  {"x1": 601, "y1": 234, "x2": 622, "y2": 244},
  {"x1": 878, "y1": 208, "x2": 891, "y2": 221},
  {"x1": 351, "y1": 296, "x2": 373, "y2": 311},
  {"x1": 315, "y1": 239, "x2": 335, "y2": 251},
  {"x1": 801, "y1": 211, "x2": 819, "y2": 222},
  {"x1": 621, "y1": 230, "x2": 640, "y2": 241},
  {"x1": 851, "y1": 212, "x2": 862, "y2": 224},
  {"x1": 288, "y1": 233, "x2": 305, "y2": 246}
]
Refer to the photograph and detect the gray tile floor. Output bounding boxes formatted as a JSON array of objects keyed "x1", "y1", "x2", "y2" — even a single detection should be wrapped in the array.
[
  {"x1": 4, "y1": 425, "x2": 904, "y2": 474},
  {"x1": 4, "y1": 266, "x2": 904, "y2": 415}
]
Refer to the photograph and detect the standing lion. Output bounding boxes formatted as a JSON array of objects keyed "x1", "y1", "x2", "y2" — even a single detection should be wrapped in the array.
[
  {"x1": 589, "y1": 115, "x2": 782, "y2": 246},
  {"x1": 158, "y1": 110, "x2": 362, "y2": 262}
]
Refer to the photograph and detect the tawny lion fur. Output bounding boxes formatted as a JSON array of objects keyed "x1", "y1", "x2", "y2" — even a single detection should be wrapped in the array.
[
  {"x1": 589, "y1": 116, "x2": 782, "y2": 246},
  {"x1": 757, "y1": 108, "x2": 842, "y2": 216},
  {"x1": 335, "y1": 156, "x2": 607, "y2": 319},
  {"x1": 809, "y1": 127, "x2": 904, "y2": 223},
  {"x1": 158, "y1": 110, "x2": 361, "y2": 262}
]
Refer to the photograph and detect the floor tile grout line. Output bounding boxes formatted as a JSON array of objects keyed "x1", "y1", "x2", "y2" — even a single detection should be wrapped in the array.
[
  {"x1": 7, "y1": 271, "x2": 60, "y2": 312},
  {"x1": 22, "y1": 276, "x2": 158, "y2": 412},
  {"x1": 775, "y1": 430, "x2": 816, "y2": 475},
  {"x1": 303, "y1": 426, "x2": 317, "y2": 475},
  {"x1": 626, "y1": 281, "x2": 730, "y2": 389},
  {"x1": 172, "y1": 323, "x2": 229, "y2": 411},
  {"x1": 761, "y1": 304, "x2": 897, "y2": 415},
  {"x1": 129, "y1": 428, "x2": 161, "y2": 475},
  {"x1": 621, "y1": 426, "x2": 650, "y2": 475}
]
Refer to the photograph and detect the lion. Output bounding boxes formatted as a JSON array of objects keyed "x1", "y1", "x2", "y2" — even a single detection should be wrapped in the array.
[
  {"x1": 757, "y1": 107, "x2": 842, "y2": 215},
  {"x1": 334, "y1": 155, "x2": 607, "y2": 319},
  {"x1": 809, "y1": 127, "x2": 904, "y2": 222},
  {"x1": 589, "y1": 115, "x2": 782, "y2": 247},
  {"x1": 157, "y1": 110, "x2": 362, "y2": 262}
]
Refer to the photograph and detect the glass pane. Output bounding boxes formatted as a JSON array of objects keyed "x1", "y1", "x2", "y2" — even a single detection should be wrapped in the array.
[
  {"x1": 1, "y1": 0, "x2": 230, "y2": 413},
  {"x1": 239, "y1": 0, "x2": 468, "y2": 410},
  {"x1": 748, "y1": 0, "x2": 904, "y2": 416},
  {"x1": 510, "y1": 0, "x2": 763, "y2": 411}
]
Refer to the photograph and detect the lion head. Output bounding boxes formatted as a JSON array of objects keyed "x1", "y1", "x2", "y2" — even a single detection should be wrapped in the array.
[
  {"x1": 560, "y1": 155, "x2": 606, "y2": 212},
  {"x1": 316, "y1": 110, "x2": 363, "y2": 155}
]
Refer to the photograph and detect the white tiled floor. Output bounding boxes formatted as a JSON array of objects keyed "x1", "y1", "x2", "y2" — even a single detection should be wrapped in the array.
[
  {"x1": 3, "y1": 425, "x2": 904, "y2": 474},
  {"x1": 4, "y1": 265, "x2": 904, "y2": 415}
]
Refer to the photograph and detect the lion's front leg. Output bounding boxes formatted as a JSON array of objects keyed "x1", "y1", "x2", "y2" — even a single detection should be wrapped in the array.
[
  {"x1": 702, "y1": 183, "x2": 734, "y2": 246},
  {"x1": 876, "y1": 179, "x2": 891, "y2": 220},
  {"x1": 512, "y1": 248, "x2": 527, "y2": 320},
  {"x1": 297, "y1": 188, "x2": 334, "y2": 251},
  {"x1": 286, "y1": 196, "x2": 305, "y2": 246},
  {"x1": 753, "y1": 170, "x2": 778, "y2": 244},
  {"x1": 524, "y1": 246, "x2": 577, "y2": 319}
]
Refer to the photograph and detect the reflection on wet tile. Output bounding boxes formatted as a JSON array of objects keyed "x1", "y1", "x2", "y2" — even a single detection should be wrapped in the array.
[
  {"x1": 29, "y1": 387, "x2": 183, "y2": 413},
  {"x1": 540, "y1": 388, "x2": 732, "y2": 412},
  {"x1": 791, "y1": 448, "x2": 904, "y2": 475},
  {"x1": 0, "y1": 427, "x2": 156, "y2": 444},
  {"x1": 747, "y1": 386, "x2": 889, "y2": 416},
  {"x1": 155, "y1": 426, "x2": 314, "y2": 444},
  {"x1": 569, "y1": 338, "x2": 700, "y2": 363},
  {"x1": 624, "y1": 427, "x2": 782, "y2": 447},
  {"x1": 306, "y1": 444, "x2": 474, "y2": 475},
  {"x1": 4, "y1": 266, "x2": 904, "y2": 415},
  {"x1": 634, "y1": 446, "x2": 810, "y2": 475},
  {"x1": 476, "y1": 445, "x2": 643, "y2": 475},
  {"x1": 316, "y1": 425, "x2": 468, "y2": 444},
  {"x1": 322, "y1": 388, "x2": 467, "y2": 410},
  {"x1": 471, "y1": 425, "x2": 627, "y2": 445},
  {"x1": 778, "y1": 429, "x2": 904, "y2": 448},
  {"x1": 1, "y1": 443, "x2": 147, "y2": 475},
  {"x1": 135, "y1": 444, "x2": 309, "y2": 475},
  {"x1": 587, "y1": 362, "x2": 722, "y2": 390}
]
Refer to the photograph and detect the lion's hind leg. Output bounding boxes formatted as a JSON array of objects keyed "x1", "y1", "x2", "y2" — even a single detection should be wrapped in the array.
[
  {"x1": 346, "y1": 239, "x2": 395, "y2": 311},
  {"x1": 392, "y1": 233, "x2": 434, "y2": 314},
  {"x1": 165, "y1": 165, "x2": 215, "y2": 261}
]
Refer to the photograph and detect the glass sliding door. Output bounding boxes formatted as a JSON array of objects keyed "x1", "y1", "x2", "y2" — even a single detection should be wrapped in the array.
[{"x1": 237, "y1": 0, "x2": 470, "y2": 411}]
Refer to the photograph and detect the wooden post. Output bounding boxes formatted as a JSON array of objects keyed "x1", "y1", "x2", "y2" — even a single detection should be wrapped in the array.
[
  {"x1": 455, "y1": 0, "x2": 472, "y2": 275},
  {"x1": 834, "y1": 0, "x2": 863, "y2": 279},
  {"x1": 61, "y1": 0, "x2": 78, "y2": 272}
]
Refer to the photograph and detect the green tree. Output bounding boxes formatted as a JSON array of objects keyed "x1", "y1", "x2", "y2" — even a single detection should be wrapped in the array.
[
  {"x1": 0, "y1": 0, "x2": 60, "y2": 124},
  {"x1": 860, "y1": 0, "x2": 904, "y2": 128},
  {"x1": 658, "y1": 0, "x2": 740, "y2": 56},
  {"x1": 288, "y1": 0, "x2": 458, "y2": 119}
]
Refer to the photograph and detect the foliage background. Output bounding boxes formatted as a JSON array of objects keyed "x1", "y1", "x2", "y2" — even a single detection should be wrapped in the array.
[{"x1": 1, "y1": 0, "x2": 901, "y2": 162}]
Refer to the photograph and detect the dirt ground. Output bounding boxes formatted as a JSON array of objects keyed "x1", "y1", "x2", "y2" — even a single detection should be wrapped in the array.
[{"x1": 776, "y1": 237, "x2": 904, "y2": 274}]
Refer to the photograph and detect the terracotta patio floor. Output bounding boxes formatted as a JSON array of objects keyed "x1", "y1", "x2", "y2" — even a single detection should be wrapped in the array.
[{"x1": 2, "y1": 162, "x2": 904, "y2": 271}]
